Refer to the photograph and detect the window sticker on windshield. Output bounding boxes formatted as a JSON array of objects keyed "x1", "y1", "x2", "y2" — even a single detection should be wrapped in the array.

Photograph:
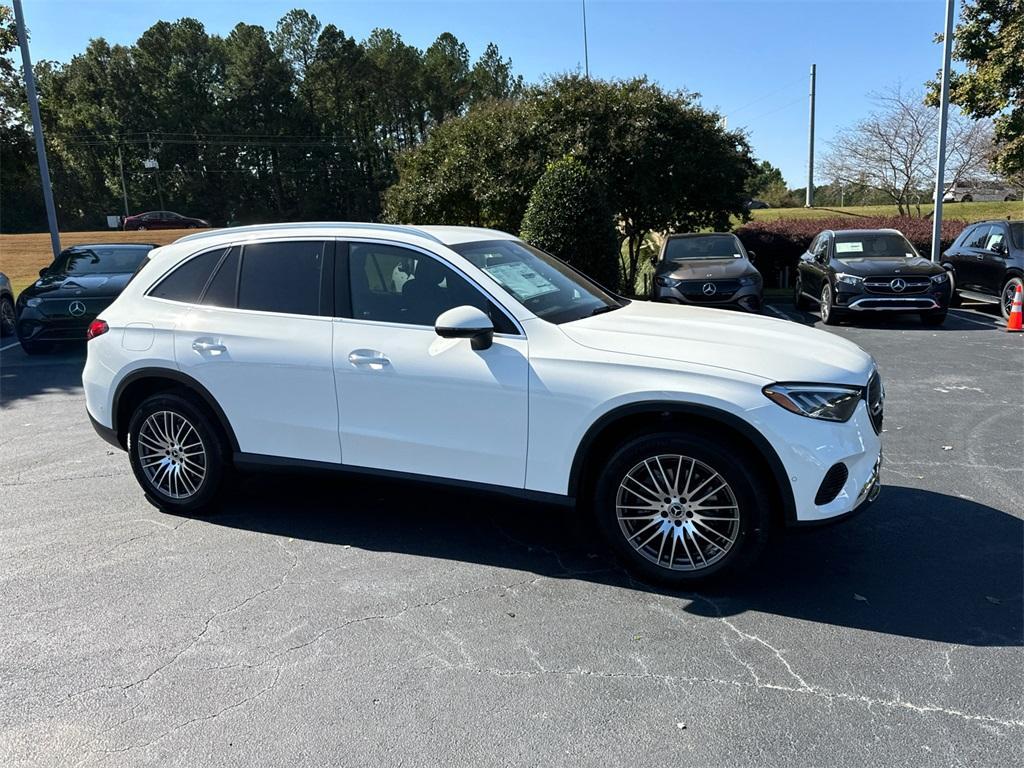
[
  {"x1": 484, "y1": 262, "x2": 559, "y2": 300},
  {"x1": 836, "y1": 242, "x2": 863, "y2": 253}
]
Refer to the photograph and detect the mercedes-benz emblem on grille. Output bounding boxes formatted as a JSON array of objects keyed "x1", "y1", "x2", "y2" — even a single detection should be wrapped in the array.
[
  {"x1": 889, "y1": 278, "x2": 907, "y2": 293},
  {"x1": 68, "y1": 301, "x2": 86, "y2": 317},
  {"x1": 702, "y1": 282, "x2": 717, "y2": 296}
]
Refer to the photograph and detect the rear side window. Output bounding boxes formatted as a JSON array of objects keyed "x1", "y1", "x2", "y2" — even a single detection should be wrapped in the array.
[
  {"x1": 149, "y1": 248, "x2": 226, "y2": 302},
  {"x1": 238, "y1": 241, "x2": 325, "y2": 316},
  {"x1": 201, "y1": 248, "x2": 240, "y2": 307},
  {"x1": 965, "y1": 226, "x2": 990, "y2": 249}
]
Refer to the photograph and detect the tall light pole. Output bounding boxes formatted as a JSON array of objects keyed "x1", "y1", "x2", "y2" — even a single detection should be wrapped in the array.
[
  {"x1": 582, "y1": 0, "x2": 590, "y2": 78},
  {"x1": 931, "y1": 0, "x2": 956, "y2": 262},
  {"x1": 13, "y1": 0, "x2": 60, "y2": 260},
  {"x1": 806, "y1": 64, "x2": 816, "y2": 208}
]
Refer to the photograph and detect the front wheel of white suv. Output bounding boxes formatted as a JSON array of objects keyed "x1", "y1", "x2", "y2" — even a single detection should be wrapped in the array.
[
  {"x1": 593, "y1": 433, "x2": 770, "y2": 585},
  {"x1": 127, "y1": 392, "x2": 228, "y2": 514}
]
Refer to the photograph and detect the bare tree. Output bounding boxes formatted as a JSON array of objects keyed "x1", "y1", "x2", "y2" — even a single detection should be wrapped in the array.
[{"x1": 823, "y1": 86, "x2": 993, "y2": 216}]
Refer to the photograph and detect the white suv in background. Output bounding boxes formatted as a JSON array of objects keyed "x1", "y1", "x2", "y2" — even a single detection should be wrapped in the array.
[{"x1": 83, "y1": 223, "x2": 883, "y2": 584}]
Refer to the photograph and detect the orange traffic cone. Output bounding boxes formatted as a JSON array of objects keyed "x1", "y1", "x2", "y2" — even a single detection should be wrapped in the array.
[{"x1": 1007, "y1": 284, "x2": 1023, "y2": 333}]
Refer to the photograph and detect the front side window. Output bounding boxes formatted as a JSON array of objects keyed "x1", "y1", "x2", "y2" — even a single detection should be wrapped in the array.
[
  {"x1": 348, "y1": 243, "x2": 516, "y2": 333},
  {"x1": 237, "y1": 241, "x2": 325, "y2": 316},
  {"x1": 815, "y1": 235, "x2": 830, "y2": 260},
  {"x1": 450, "y1": 239, "x2": 623, "y2": 325},
  {"x1": 985, "y1": 227, "x2": 1007, "y2": 252},
  {"x1": 52, "y1": 246, "x2": 153, "y2": 276},
  {"x1": 834, "y1": 233, "x2": 917, "y2": 258},
  {"x1": 148, "y1": 248, "x2": 227, "y2": 302}
]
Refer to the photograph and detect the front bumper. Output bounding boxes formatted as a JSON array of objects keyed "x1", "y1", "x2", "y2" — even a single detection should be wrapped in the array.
[{"x1": 834, "y1": 283, "x2": 950, "y2": 313}]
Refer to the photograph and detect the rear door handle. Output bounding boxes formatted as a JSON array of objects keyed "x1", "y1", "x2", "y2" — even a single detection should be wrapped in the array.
[
  {"x1": 192, "y1": 339, "x2": 227, "y2": 355},
  {"x1": 348, "y1": 349, "x2": 390, "y2": 370}
]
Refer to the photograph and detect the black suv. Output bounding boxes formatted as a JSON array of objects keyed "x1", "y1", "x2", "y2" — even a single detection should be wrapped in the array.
[
  {"x1": 16, "y1": 243, "x2": 155, "y2": 354},
  {"x1": 941, "y1": 219, "x2": 1023, "y2": 319},
  {"x1": 794, "y1": 229, "x2": 951, "y2": 326}
]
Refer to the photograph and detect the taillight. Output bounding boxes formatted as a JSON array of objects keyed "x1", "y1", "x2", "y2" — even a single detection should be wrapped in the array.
[{"x1": 86, "y1": 319, "x2": 109, "y2": 340}]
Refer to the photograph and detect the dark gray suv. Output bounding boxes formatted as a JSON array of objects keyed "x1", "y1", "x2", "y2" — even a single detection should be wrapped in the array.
[
  {"x1": 651, "y1": 233, "x2": 763, "y2": 312},
  {"x1": 941, "y1": 219, "x2": 1023, "y2": 319}
]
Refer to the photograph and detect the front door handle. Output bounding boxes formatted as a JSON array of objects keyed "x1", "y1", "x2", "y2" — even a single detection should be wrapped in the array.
[
  {"x1": 192, "y1": 339, "x2": 227, "y2": 355},
  {"x1": 348, "y1": 349, "x2": 390, "y2": 370}
]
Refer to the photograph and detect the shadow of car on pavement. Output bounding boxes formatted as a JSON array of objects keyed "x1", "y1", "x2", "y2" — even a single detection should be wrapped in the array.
[{"x1": 203, "y1": 474, "x2": 1022, "y2": 648}]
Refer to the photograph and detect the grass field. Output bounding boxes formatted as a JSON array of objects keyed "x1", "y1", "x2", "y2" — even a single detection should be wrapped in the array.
[
  {"x1": 0, "y1": 229, "x2": 189, "y2": 298},
  {"x1": 748, "y1": 199, "x2": 1023, "y2": 223}
]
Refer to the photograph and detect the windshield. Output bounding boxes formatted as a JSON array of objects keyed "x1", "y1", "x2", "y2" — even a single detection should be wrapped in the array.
[
  {"x1": 664, "y1": 235, "x2": 744, "y2": 261},
  {"x1": 834, "y1": 233, "x2": 918, "y2": 258},
  {"x1": 450, "y1": 239, "x2": 624, "y2": 324},
  {"x1": 51, "y1": 246, "x2": 153, "y2": 275}
]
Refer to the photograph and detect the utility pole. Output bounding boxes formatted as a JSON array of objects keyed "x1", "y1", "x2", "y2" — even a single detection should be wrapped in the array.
[
  {"x1": 806, "y1": 64, "x2": 816, "y2": 208},
  {"x1": 931, "y1": 0, "x2": 956, "y2": 262},
  {"x1": 146, "y1": 132, "x2": 165, "y2": 210},
  {"x1": 582, "y1": 0, "x2": 590, "y2": 78},
  {"x1": 117, "y1": 143, "x2": 129, "y2": 219},
  {"x1": 13, "y1": 0, "x2": 60, "y2": 260}
]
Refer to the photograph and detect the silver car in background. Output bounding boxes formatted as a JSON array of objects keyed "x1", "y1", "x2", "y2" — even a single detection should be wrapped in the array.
[{"x1": 651, "y1": 232, "x2": 763, "y2": 312}]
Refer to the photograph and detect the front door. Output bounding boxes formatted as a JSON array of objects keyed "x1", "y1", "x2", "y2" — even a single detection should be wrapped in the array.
[
  {"x1": 174, "y1": 239, "x2": 340, "y2": 463},
  {"x1": 333, "y1": 241, "x2": 529, "y2": 488}
]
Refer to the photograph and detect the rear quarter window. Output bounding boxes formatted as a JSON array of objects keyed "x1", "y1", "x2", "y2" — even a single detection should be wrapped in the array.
[{"x1": 148, "y1": 248, "x2": 227, "y2": 303}]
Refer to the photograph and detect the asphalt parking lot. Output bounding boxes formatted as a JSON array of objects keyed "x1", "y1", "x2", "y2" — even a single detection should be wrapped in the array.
[{"x1": 1, "y1": 300, "x2": 1021, "y2": 767}]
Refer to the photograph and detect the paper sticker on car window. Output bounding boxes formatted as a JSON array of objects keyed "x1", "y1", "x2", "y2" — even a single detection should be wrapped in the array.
[
  {"x1": 836, "y1": 242, "x2": 864, "y2": 253},
  {"x1": 484, "y1": 262, "x2": 559, "y2": 300}
]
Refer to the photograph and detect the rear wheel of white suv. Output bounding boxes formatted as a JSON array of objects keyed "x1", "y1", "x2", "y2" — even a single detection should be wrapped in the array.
[
  {"x1": 594, "y1": 433, "x2": 770, "y2": 585},
  {"x1": 127, "y1": 393, "x2": 227, "y2": 514}
]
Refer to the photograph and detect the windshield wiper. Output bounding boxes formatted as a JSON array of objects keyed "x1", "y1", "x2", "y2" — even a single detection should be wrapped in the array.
[{"x1": 590, "y1": 304, "x2": 621, "y2": 317}]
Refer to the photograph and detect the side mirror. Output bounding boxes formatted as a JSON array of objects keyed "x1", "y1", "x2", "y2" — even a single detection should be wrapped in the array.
[
  {"x1": 435, "y1": 305, "x2": 494, "y2": 351},
  {"x1": 992, "y1": 242, "x2": 1008, "y2": 256},
  {"x1": 38, "y1": 267, "x2": 48, "y2": 277},
  {"x1": 800, "y1": 253, "x2": 814, "y2": 263},
  {"x1": 747, "y1": 249, "x2": 757, "y2": 263}
]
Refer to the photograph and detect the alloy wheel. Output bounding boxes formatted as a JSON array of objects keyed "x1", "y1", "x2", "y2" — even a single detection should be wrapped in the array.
[
  {"x1": 0, "y1": 298, "x2": 14, "y2": 336},
  {"x1": 615, "y1": 454, "x2": 741, "y2": 571},
  {"x1": 136, "y1": 410, "x2": 207, "y2": 499},
  {"x1": 1002, "y1": 280, "x2": 1020, "y2": 319},
  {"x1": 820, "y1": 285, "x2": 831, "y2": 322}
]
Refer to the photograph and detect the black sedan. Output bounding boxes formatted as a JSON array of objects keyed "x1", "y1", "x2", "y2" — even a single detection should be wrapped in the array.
[
  {"x1": 793, "y1": 228, "x2": 951, "y2": 326},
  {"x1": 16, "y1": 243, "x2": 156, "y2": 354}
]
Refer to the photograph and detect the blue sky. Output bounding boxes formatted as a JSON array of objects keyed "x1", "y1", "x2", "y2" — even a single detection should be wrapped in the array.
[{"x1": 20, "y1": 0, "x2": 954, "y2": 187}]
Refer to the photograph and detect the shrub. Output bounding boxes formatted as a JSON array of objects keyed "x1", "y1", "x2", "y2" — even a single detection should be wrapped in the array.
[
  {"x1": 734, "y1": 216, "x2": 971, "y2": 287},
  {"x1": 520, "y1": 156, "x2": 622, "y2": 290}
]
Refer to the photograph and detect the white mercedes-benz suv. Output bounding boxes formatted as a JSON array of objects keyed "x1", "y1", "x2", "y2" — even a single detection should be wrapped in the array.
[{"x1": 83, "y1": 223, "x2": 883, "y2": 584}]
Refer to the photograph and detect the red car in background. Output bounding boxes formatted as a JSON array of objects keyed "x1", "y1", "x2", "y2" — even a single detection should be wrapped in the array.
[{"x1": 122, "y1": 211, "x2": 211, "y2": 231}]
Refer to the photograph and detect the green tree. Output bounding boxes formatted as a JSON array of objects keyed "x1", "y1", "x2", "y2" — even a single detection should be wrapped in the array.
[
  {"x1": 468, "y1": 43, "x2": 524, "y2": 105},
  {"x1": 927, "y1": 0, "x2": 1024, "y2": 177},
  {"x1": 421, "y1": 32, "x2": 470, "y2": 124},
  {"x1": 745, "y1": 159, "x2": 785, "y2": 198},
  {"x1": 520, "y1": 156, "x2": 621, "y2": 290}
]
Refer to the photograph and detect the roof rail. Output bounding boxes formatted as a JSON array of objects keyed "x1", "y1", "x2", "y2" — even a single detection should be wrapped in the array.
[{"x1": 174, "y1": 221, "x2": 445, "y2": 245}]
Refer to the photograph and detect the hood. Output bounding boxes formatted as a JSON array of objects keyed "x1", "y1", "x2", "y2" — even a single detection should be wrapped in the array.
[
  {"x1": 23, "y1": 272, "x2": 133, "y2": 299},
  {"x1": 833, "y1": 256, "x2": 944, "y2": 277},
  {"x1": 561, "y1": 300, "x2": 873, "y2": 385},
  {"x1": 657, "y1": 257, "x2": 758, "y2": 281}
]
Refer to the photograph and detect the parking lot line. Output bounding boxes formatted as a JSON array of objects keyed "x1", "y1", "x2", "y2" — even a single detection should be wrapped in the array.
[
  {"x1": 948, "y1": 310, "x2": 1003, "y2": 329},
  {"x1": 764, "y1": 304, "x2": 799, "y2": 322},
  {"x1": 1, "y1": 341, "x2": 21, "y2": 352}
]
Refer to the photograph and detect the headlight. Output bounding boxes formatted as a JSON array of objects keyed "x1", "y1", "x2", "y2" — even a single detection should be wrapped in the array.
[
  {"x1": 739, "y1": 274, "x2": 761, "y2": 286},
  {"x1": 655, "y1": 276, "x2": 682, "y2": 288},
  {"x1": 25, "y1": 297, "x2": 42, "y2": 308},
  {"x1": 835, "y1": 273, "x2": 863, "y2": 286},
  {"x1": 930, "y1": 272, "x2": 949, "y2": 284},
  {"x1": 763, "y1": 383, "x2": 863, "y2": 422}
]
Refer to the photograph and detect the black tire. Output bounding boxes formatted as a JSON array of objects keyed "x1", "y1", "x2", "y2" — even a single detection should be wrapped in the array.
[
  {"x1": 820, "y1": 283, "x2": 841, "y2": 325},
  {"x1": 1000, "y1": 276, "x2": 1023, "y2": 321},
  {"x1": 945, "y1": 268, "x2": 962, "y2": 307},
  {"x1": 793, "y1": 275, "x2": 811, "y2": 310},
  {"x1": 127, "y1": 392, "x2": 228, "y2": 515},
  {"x1": 920, "y1": 311, "x2": 947, "y2": 326},
  {"x1": 1006, "y1": 195, "x2": 1016, "y2": 202},
  {"x1": 137, "y1": 225, "x2": 148, "y2": 231},
  {"x1": 961, "y1": 195, "x2": 973, "y2": 203},
  {"x1": 592, "y1": 432, "x2": 771, "y2": 586},
  {"x1": 0, "y1": 296, "x2": 14, "y2": 337}
]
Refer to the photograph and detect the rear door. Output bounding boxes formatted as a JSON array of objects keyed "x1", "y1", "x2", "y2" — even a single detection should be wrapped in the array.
[
  {"x1": 958, "y1": 225, "x2": 992, "y2": 291},
  {"x1": 173, "y1": 239, "x2": 340, "y2": 463},
  {"x1": 332, "y1": 240, "x2": 529, "y2": 488}
]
